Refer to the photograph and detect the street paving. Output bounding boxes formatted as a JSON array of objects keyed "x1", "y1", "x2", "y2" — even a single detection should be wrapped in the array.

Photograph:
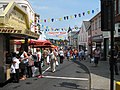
[{"x1": 0, "y1": 59, "x2": 90, "y2": 90}]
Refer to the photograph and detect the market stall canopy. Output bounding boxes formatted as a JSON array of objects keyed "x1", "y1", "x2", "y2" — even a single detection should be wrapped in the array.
[
  {"x1": 0, "y1": 1, "x2": 39, "y2": 39},
  {"x1": 30, "y1": 39, "x2": 52, "y2": 48},
  {"x1": 14, "y1": 39, "x2": 52, "y2": 45}
]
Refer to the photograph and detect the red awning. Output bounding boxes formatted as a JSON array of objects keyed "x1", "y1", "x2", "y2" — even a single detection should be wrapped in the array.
[
  {"x1": 30, "y1": 39, "x2": 52, "y2": 45},
  {"x1": 14, "y1": 39, "x2": 52, "y2": 46}
]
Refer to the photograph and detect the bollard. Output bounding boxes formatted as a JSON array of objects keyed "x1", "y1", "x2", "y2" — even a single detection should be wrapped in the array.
[{"x1": 116, "y1": 81, "x2": 120, "y2": 90}]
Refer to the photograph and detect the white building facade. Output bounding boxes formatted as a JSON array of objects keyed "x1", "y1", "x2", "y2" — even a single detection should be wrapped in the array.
[
  {"x1": 0, "y1": 0, "x2": 40, "y2": 33},
  {"x1": 78, "y1": 21, "x2": 90, "y2": 51}
]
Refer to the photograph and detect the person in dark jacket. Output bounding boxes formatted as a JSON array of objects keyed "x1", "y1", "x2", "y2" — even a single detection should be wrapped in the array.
[{"x1": 108, "y1": 45, "x2": 119, "y2": 75}]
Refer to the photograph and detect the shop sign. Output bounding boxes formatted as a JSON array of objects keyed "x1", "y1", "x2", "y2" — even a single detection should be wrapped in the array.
[{"x1": 0, "y1": 27, "x2": 22, "y2": 33}]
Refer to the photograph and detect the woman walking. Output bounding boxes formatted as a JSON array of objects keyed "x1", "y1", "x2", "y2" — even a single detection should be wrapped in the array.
[{"x1": 49, "y1": 48, "x2": 57, "y2": 73}]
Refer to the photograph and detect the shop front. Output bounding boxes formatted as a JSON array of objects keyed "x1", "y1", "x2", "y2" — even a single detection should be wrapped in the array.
[{"x1": 0, "y1": 1, "x2": 39, "y2": 85}]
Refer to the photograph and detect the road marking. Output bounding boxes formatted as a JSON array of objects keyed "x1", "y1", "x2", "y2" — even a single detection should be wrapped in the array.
[
  {"x1": 43, "y1": 75, "x2": 89, "y2": 81},
  {"x1": 42, "y1": 66, "x2": 51, "y2": 74}
]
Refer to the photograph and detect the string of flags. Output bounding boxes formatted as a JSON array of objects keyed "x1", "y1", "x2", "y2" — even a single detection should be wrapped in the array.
[
  {"x1": 40, "y1": 24, "x2": 80, "y2": 33},
  {"x1": 39, "y1": 9, "x2": 98, "y2": 23},
  {"x1": 30, "y1": 8, "x2": 99, "y2": 34}
]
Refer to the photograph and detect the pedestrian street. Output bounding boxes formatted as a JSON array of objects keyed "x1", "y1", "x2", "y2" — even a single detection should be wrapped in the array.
[{"x1": 0, "y1": 59, "x2": 90, "y2": 90}]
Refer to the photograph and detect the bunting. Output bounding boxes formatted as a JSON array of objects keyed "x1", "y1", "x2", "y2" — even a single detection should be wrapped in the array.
[
  {"x1": 40, "y1": 9, "x2": 98, "y2": 23},
  {"x1": 40, "y1": 24, "x2": 80, "y2": 33}
]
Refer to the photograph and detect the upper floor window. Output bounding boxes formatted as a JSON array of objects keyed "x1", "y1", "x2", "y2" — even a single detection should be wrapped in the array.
[
  {"x1": 21, "y1": 5, "x2": 27, "y2": 11},
  {"x1": 3, "y1": 4, "x2": 7, "y2": 10},
  {"x1": 95, "y1": 20, "x2": 97, "y2": 30},
  {"x1": 118, "y1": 0, "x2": 120, "y2": 14}
]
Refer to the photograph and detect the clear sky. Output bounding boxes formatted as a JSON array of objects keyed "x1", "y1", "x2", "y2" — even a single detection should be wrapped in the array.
[{"x1": 29, "y1": 0, "x2": 100, "y2": 40}]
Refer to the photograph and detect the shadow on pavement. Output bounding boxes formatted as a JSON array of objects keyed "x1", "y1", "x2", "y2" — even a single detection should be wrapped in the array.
[{"x1": 53, "y1": 81, "x2": 88, "y2": 90}]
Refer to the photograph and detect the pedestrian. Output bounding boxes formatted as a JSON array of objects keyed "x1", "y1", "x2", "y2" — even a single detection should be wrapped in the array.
[
  {"x1": 93, "y1": 47, "x2": 101, "y2": 67},
  {"x1": 49, "y1": 48, "x2": 57, "y2": 72},
  {"x1": 19, "y1": 49, "x2": 28, "y2": 80},
  {"x1": 36, "y1": 48, "x2": 43, "y2": 78},
  {"x1": 67, "y1": 49, "x2": 70, "y2": 61},
  {"x1": 59, "y1": 48, "x2": 64, "y2": 64},
  {"x1": 78, "y1": 49, "x2": 82, "y2": 61},
  {"x1": 11, "y1": 52, "x2": 20, "y2": 83},
  {"x1": 27, "y1": 53, "x2": 34, "y2": 78},
  {"x1": 81, "y1": 49, "x2": 85, "y2": 60},
  {"x1": 54, "y1": 49, "x2": 59, "y2": 66},
  {"x1": 108, "y1": 45, "x2": 119, "y2": 75}
]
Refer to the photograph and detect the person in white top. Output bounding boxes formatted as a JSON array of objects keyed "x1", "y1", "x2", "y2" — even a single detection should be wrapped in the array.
[
  {"x1": 12, "y1": 52, "x2": 20, "y2": 83},
  {"x1": 36, "y1": 48, "x2": 43, "y2": 78},
  {"x1": 49, "y1": 48, "x2": 57, "y2": 72},
  {"x1": 59, "y1": 48, "x2": 64, "y2": 64}
]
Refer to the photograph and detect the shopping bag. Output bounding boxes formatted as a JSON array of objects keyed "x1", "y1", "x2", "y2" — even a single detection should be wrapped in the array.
[{"x1": 91, "y1": 58, "x2": 94, "y2": 62}]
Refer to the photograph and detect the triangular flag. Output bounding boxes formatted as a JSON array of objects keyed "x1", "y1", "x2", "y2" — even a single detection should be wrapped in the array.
[
  {"x1": 92, "y1": 10, "x2": 94, "y2": 13},
  {"x1": 64, "y1": 16, "x2": 66, "y2": 20},
  {"x1": 87, "y1": 11, "x2": 90, "y2": 14},
  {"x1": 66, "y1": 16, "x2": 69, "y2": 20},
  {"x1": 48, "y1": 18, "x2": 50, "y2": 22},
  {"x1": 44, "y1": 26, "x2": 46, "y2": 29},
  {"x1": 70, "y1": 15, "x2": 73, "y2": 19},
  {"x1": 46, "y1": 26, "x2": 48, "y2": 29},
  {"x1": 51, "y1": 18, "x2": 54, "y2": 22},
  {"x1": 44, "y1": 19, "x2": 46, "y2": 22},
  {"x1": 40, "y1": 19, "x2": 43, "y2": 22},
  {"x1": 78, "y1": 13, "x2": 81, "y2": 17},
  {"x1": 83, "y1": 12, "x2": 85, "y2": 16},
  {"x1": 42, "y1": 25, "x2": 44, "y2": 27},
  {"x1": 59, "y1": 18, "x2": 62, "y2": 21},
  {"x1": 74, "y1": 14, "x2": 77, "y2": 18}
]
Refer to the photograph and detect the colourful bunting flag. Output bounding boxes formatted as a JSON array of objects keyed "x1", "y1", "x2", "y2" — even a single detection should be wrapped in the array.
[
  {"x1": 74, "y1": 14, "x2": 77, "y2": 18},
  {"x1": 78, "y1": 13, "x2": 81, "y2": 17},
  {"x1": 40, "y1": 19, "x2": 43, "y2": 22},
  {"x1": 59, "y1": 18, "x2": 62, "y2": 21},
  {"x1": 83, "y1": 12, "x2": 85, "y2": 16},
  {"x1": 92, "y1": 10, "x2": 94, "y2": 13},
  {"x1": 64, "y1": 16, "x2": 66, "y2": 20},
  {"x1": 44, "y1": 19, "x2": 46, "y2": 22},
  {"x1": 48, "y1": 18, "x2": 50, "y2": 22},
  {"x1": 66, "y1": 16, "x2": 69, "y2": 20},
  {"x1": 70, "y1": 15, "x2": 73, "y2": 19},
  {"x1": 40, "y1": 8, "x2": 98, "y2": 23},
  {"x1": 51, "y1": 18, "x2": 54, "y2": 22},
  {"x1": 87, "y1": 11, "x2": 90, "y2": 14}
]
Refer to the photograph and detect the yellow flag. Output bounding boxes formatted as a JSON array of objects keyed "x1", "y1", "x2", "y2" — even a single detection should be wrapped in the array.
[
  {"x1": 48, "y1": 18, "x2": 50, "y2": 22},
  {"x1": 87, "y1": 11, "x2": 90, "y2": 14},
  {"x1": 40, "y1": 19, "x2": 43, "y2": 22},
  {"x1": 59, "y1": 18, "x2": 62, "y2": 21},
  {"x1": 70, "y1": 15, "x2": 73, "y2": 19}
]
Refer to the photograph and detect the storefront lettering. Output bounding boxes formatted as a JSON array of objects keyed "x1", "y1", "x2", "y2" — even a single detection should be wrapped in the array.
[{"x1": 0, "y1": 28, "x2": 22, "y2": 33}]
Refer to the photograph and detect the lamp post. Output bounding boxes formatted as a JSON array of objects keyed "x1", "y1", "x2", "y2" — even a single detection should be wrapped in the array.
[
  {"x1": 101, "y1": 0, "x2": 115, "y2": 90},
  {"x1": 110, "y1": 1, "x2": 115, "y2": 90}
]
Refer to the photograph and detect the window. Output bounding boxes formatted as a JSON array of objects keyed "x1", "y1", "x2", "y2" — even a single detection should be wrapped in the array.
[
  {"x1": 21, "y1": 5, "x2": 27, "y2": 11},
  {"x1": 99, "y1": 17, "x2": 101, "y2": 28},
  {"x1": 95, "y1": 20, "x2": 97, "y2": 30},
  {"x1": 3, "y1": 4, "x2": 7, "y2": 10},
  {"x1": 118, "y1": 0, "x2": 120, "y2": 14}
]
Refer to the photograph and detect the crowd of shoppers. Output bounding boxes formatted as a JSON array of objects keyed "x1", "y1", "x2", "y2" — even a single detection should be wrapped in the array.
[
  {"x1": 10, "y1": 45, "x2": 120, "y2": 83},
  {"x1": 10, "y1": 46, "x2": 65, "y2": 83}
]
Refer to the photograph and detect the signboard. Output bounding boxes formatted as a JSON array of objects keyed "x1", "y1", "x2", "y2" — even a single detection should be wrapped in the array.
[{"x1": 101, "y1": 0, "x2": 113, "y2": 31}]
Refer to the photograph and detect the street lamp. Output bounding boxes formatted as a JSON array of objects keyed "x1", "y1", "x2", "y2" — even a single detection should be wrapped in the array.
[{"x1": 101, "y1": 0, "x2": 115, "y2": 90}]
